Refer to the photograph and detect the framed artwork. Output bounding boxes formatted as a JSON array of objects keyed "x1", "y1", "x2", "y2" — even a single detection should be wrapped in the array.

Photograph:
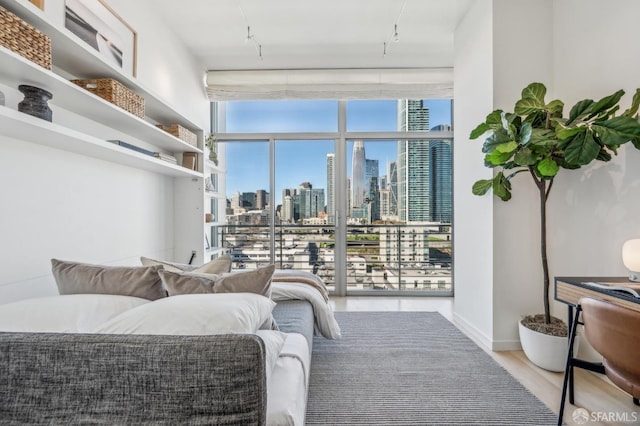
[
  {"x1": 29, "y1": 0, "x2": 45, "y2": 10},
  {"x1": 64, "y1": 0, "x2": 137, "y2": 77}
]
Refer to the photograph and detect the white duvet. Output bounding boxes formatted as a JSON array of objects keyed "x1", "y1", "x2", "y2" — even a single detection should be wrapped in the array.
[{"x1": 271, "y1": 282, "x2": 342, "y2": 339}]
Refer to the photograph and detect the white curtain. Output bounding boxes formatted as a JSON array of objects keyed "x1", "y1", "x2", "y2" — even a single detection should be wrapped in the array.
[{"x1": 206, "y1": 68, "x2": 452, "y2": 101}]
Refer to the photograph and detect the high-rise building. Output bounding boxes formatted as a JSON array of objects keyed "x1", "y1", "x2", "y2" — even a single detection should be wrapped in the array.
[
  {"x1": 397, "y1": 100, "x2": 452, "y2": 223},
  {"x1": 351, "y1": 140, "x2": 366, "y2": 211},
  {"x1": 326, "y1": 153, "x2": 335, "y2": 224},
  {"x1": 297, "y1": 182, "x2": 325, "y2": 220},
  {"x1": 281, "y1": 195, "x2": 295, "y2": 223},
  {"x1": 387, "y1": 161, "x2": 398, "y2": 216},
  {"x1": 365, "y1": 158, "x2": 378, "y2": 199},
  {"x1": 255, "y1": 190, "x2": 268, "y2": 210}
]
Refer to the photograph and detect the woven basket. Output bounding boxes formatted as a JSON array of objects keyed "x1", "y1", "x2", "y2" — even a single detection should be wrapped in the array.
[
  {"x1": 156, "y1": 124, "x2": 197, "y2": 147},
  {"x1": 71, "y1": 78, "x2": 145, "y2": 118},
  {"x1": 0, "y1": 5, "x2": 52, "y2": 70}
]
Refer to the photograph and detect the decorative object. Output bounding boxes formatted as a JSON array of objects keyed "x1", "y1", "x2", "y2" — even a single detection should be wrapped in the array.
[
  {"x1": 28, "y1": 0, "x2": 45, "y2": 10},
  {"x1": 205, "y1": 213, "x2": 213, "y2": 223},
  {"x1": 156, "y1": 124, "x2": 197, "y2": 147},
  {"x1": 205, "y1": 233, "x2": 210, "y2": 249},
  {"x1": 18, "y1": 84, "x2": 53, "y2": 122},
  {"x1": 205, "y1": 134, "x2": 218, "y2": 165},
  {"x1": 181, "y1": 152, "x2": 197, "y2": 171},
  {"x1": 622, "y1": 239, "x2": 640, "y2": 282},
  {"x1": 71, "y1": 78, "x2": 144, "y2": 118},
  {"x1": 64, "y1": 0, "x2": 137, "y2": 77},
  {"x1": 0, "y1": 5, "x2": 52, "y2": 70},
  {"x1": 470, "y1": 82, "x2": 640, "y2": 369}
]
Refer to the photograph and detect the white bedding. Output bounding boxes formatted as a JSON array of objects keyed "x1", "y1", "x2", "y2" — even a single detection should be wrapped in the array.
[
  {"x1": 271, "y1": 282, "x2": 341, "y2": 339},
  {"x1": 267, "y1": 332, "x2": 310, "y2": 426}
]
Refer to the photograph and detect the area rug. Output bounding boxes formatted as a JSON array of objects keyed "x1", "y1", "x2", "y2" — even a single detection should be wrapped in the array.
[{"x1": 305, "y1": 311, "x2": 557, "y2": 425}]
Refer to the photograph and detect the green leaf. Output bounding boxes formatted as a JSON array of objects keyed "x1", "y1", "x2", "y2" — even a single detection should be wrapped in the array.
[
  {"x1": 486, "y1": 110, "x2": 504, "y2": 126},
  {"x1": 515, "y1": 83, "x2": 547, "y2": 115},
  {"x1": 631, "y1": 137, "x2": 640, "y2": 150},
  {"x1": 519, "y1": 122, "x2": 532, "y2": 144},
  {"x1": 592, "y1": 116, "x2": 640, "y2": 146},
  {"x1": 567, "y1": 99, "x2": 594, "y2": 125},
  {"x1": 514, "y1": 147, "x2": 538, "y2": 166},
  {"x1": 485, "y1": 150, "x2": 513, "y2": 166},
  {"x1": 588, "y1": 90, "x2": 625, "y2": 118},
  {"x1": 482, "y1": 130, "x2": 512, "y2": 153},
  {"x1": 564, "y1": 131, "x2": 600, "y2": 165},
  {"x1": 546, "y1": 100, "x2": 564, "y2": 116},
  {"x1": 596, "y1": 147, "x2": 612, "y2": 162},
  {"x1": 623, "y1": 89, "x2": 640, "y2": 118},
  {"x1": 557, "y1": 126, "x2": 585, "y2": 140},
  {"x1": 470, "y1": 122, "x2": 490, "y2": 139},
  {"x1": 492, "y1": 172, "x2": 512, "y2": 201},
  {"x1": 472, "y1": 179, "x2": 493, "y2": 196},
  {"x1": 537, "y1": 157, "x2": 560, "y2": 177},
  {"x1": 496, "y1": 141, "x2": 518, "y2": 153}
]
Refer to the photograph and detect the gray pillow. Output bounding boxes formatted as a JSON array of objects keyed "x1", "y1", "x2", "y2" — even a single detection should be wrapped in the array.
[
  {"x1": 159, "y1": 264, "x2": 275, "y2": 297},
  {"x1": 140, "y1": 254, "x2": 232, "y2": 274},
  {"x1": 51, "y1": 259, "x2": 166, "y2": 301}
]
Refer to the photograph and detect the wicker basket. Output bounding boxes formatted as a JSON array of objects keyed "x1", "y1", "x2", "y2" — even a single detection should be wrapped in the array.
[
  {"x1": 156, "y1": 124, "x2": 197, "y2": 147},
  {"x1": 71, "y1": 78, "x2": 145, "y2": 118},
  {"x1": 0, "y1": 5, "x2": 52, "y2": 70}
]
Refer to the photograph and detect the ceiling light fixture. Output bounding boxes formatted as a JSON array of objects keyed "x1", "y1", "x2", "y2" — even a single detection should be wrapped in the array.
[
  {"x1": 383, "y1": 0, "x2": 408, "y2": 57},
  {"x1": 239, "y1": 3, "x2": 263, "y2": 60}
]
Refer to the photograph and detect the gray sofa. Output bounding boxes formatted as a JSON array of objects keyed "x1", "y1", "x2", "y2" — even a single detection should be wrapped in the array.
[{"x1": 0, "y1": 300, "x2": 315, "y2": 425}]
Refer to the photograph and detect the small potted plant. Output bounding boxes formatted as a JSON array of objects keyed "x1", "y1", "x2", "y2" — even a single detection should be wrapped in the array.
[
  {"x1": 205, "y1": 134, "x2": 218, "y2": 165},
  {"x1": 470, "y1": 82, "x2": 640, "y2": 370}
]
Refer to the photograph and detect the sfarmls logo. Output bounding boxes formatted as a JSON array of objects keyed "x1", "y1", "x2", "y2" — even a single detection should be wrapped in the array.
[{"x1": 572, "y1": 408, "x2": 638, "y2": 424}]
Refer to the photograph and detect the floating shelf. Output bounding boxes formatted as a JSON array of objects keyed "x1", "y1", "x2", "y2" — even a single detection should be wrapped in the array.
[
  {"x1": 0, "y1": 106, "x2": 202, "y2": 178},
  {"x1": 0, "y1": 46, "x2": 202, "y2": 154},
  {"x1": 0, "y1": 0, "x2": 201, "y2": 131}
]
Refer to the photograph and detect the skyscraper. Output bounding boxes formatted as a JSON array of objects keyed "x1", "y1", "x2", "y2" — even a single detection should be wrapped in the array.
[
  {"x1": 397, "y1": 100, "x2": 452, "y2": 223},
  {"x1": 351, "y1": 140, "x2": 366, "y2": 212},
  {"x1": 326, "y1": 153, "x2": 335, "y2": 224}
]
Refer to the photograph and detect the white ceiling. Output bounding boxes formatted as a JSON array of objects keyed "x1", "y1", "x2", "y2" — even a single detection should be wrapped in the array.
[{"x1": 151, "y1": 0, "x2": 473, "y2": 71}]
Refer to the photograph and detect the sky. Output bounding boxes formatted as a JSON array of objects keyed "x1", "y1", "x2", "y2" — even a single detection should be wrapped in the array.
[{"x1": 224, "y1": 99, "x2": 452, "y2": 205}]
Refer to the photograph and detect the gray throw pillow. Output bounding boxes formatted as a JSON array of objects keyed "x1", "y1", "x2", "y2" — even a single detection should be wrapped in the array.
[
  {"x1": 51, "y1": 259, "x2": 166, "y2": 301},
  {"x1": 140, "y1": 254, "x2": 232, "y2": 274},
  {"x1": 159, "y1": 264, "x2": 275, "y2": 297}
]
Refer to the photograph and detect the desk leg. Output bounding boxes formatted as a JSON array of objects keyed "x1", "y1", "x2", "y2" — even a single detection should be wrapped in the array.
[{"x1": 567, "y1": 305, "x2": 575, "y2": 405}]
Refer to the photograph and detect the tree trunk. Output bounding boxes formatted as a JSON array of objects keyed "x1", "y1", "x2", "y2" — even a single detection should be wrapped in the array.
[{"x1": 539, "y1": 179, "x2": 551, "y2": 324}]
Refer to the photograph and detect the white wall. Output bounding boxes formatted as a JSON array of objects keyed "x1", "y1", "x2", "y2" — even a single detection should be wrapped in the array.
[
  {"x1": 452, "y1": 0, "x2": 495, "y2": 348},
  {"x1": 455, "y1": 0, "x2": 640, "y2": 350},
  {"x1": 548, "y1": 1, "x2": 640, "y2": 288},
  {"x1": 0, "y1": 1, "x2": 209, "y2": 304}
]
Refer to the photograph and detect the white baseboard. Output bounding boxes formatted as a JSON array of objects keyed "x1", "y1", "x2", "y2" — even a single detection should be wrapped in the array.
[{"x1": 452, "y1": 312, "x2": 522, "y2": 352}]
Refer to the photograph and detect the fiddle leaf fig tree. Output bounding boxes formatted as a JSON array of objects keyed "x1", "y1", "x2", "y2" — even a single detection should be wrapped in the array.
[{"x1": 471, "y1": 82, "x2": 640, "y2": 332}]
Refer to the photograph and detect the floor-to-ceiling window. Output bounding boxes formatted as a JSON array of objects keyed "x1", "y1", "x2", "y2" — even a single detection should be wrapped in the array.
[{"x1": 217, "y1": 99, "x2": 453, "y2": 296}]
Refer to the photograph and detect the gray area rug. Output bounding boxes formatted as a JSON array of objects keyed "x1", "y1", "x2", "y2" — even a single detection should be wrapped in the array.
[{"x1": 305, "y1": 311, "x2": 557, "y2": 425}]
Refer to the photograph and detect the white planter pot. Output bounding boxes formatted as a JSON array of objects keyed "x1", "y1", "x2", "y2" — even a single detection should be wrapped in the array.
[{"x1": 518, "y1": 320, "x2": 577, "y2": 372}]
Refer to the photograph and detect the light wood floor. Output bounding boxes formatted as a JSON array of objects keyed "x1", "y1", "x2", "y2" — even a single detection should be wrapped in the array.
[{"x1": 331, "y1": 297, "x2": 640, "y2": 426}]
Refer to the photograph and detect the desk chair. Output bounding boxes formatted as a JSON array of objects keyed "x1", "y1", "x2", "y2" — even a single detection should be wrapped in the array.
[{"x1": 558, "y1": 297, "x2": 640, "y2": 425}]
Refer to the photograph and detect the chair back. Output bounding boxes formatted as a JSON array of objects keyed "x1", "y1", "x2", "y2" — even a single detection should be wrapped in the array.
[{"x1": 580, "y1": 297, "x2": 640, "y2": 399}]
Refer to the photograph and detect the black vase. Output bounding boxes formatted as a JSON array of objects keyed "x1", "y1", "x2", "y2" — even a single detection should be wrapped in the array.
[{"x1": 18, "y1": 84, "x2": 53, "y2": 122}]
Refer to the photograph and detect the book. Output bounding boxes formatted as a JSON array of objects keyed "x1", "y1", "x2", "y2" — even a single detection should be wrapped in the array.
[
  {"x1": 153, "y1": 152, "x2": 177, "y2": 164},
  {"x1": 581, "y1": 281, "x2": 640, "y2": 298},
  {"x1": 182, "y1": 152, "x2": 198, "y2": 170},
  {"x1": 107, "y1": 140, "x2": 155, "y2": 157}
]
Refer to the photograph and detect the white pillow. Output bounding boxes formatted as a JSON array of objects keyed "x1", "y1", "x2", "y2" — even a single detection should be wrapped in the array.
[
  {"x1": 93, "y1": 293, "x2": 276, "y2": 335},
  {"x1": 0, "y1": 294, "x2": 150, "y2": 333},
  {"x1": 254, "y1": 330, "x2": 287, "y2": 384}
]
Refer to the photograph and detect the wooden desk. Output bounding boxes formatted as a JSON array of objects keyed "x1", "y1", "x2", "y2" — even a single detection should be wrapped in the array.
[{"x1": 555, "y1": 277, "x2": 640, "y2": 313}]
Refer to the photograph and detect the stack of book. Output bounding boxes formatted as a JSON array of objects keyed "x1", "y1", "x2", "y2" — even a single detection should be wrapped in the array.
[
  {"x1": 154, "y1": 152, "x2": 177, "y2": 164},
  {"x1": 107, "y1": 140, "x2": 177, "y2": 165}
]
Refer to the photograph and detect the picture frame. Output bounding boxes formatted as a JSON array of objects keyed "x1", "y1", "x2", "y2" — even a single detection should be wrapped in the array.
[
  {"x1": 64, "y1": 0, "x2": 137, "y2": 77},
  {"x1": 29, "y1": 0, "x2": 45, "y2": 10}
]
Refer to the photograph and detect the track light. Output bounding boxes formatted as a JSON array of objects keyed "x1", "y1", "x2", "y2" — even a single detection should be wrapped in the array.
[{"x1": 393, "y1": 24, "x2": 400, "y2": 42}]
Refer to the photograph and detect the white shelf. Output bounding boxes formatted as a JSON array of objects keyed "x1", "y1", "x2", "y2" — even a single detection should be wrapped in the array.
[
  {"x1": 0, "y1": 106, "x2": 202, "y2": 178},
  {"x1": 0, "y1": 46, "x2": 202, "y2": 154},
  {"x1": 0, "y1": 0, "x2": 201, "y2": 131},
  {"x1": 205, "y1": 190, "x2": 223, "y2": 199}
]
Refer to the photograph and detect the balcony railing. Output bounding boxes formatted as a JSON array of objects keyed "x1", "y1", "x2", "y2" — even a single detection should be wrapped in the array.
[{"x1": 221, "y1": 223, "x2": 452, "y2": 294}]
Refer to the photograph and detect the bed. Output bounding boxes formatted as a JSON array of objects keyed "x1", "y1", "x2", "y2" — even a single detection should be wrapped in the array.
[{"x1": 0, "y1": 263, "x2": 340, "y2": 425}]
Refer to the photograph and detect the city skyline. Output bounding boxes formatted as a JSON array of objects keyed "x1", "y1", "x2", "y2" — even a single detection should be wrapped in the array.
[{"x1": 224, "y1": 99, "x2": 452, "y2": 204}]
